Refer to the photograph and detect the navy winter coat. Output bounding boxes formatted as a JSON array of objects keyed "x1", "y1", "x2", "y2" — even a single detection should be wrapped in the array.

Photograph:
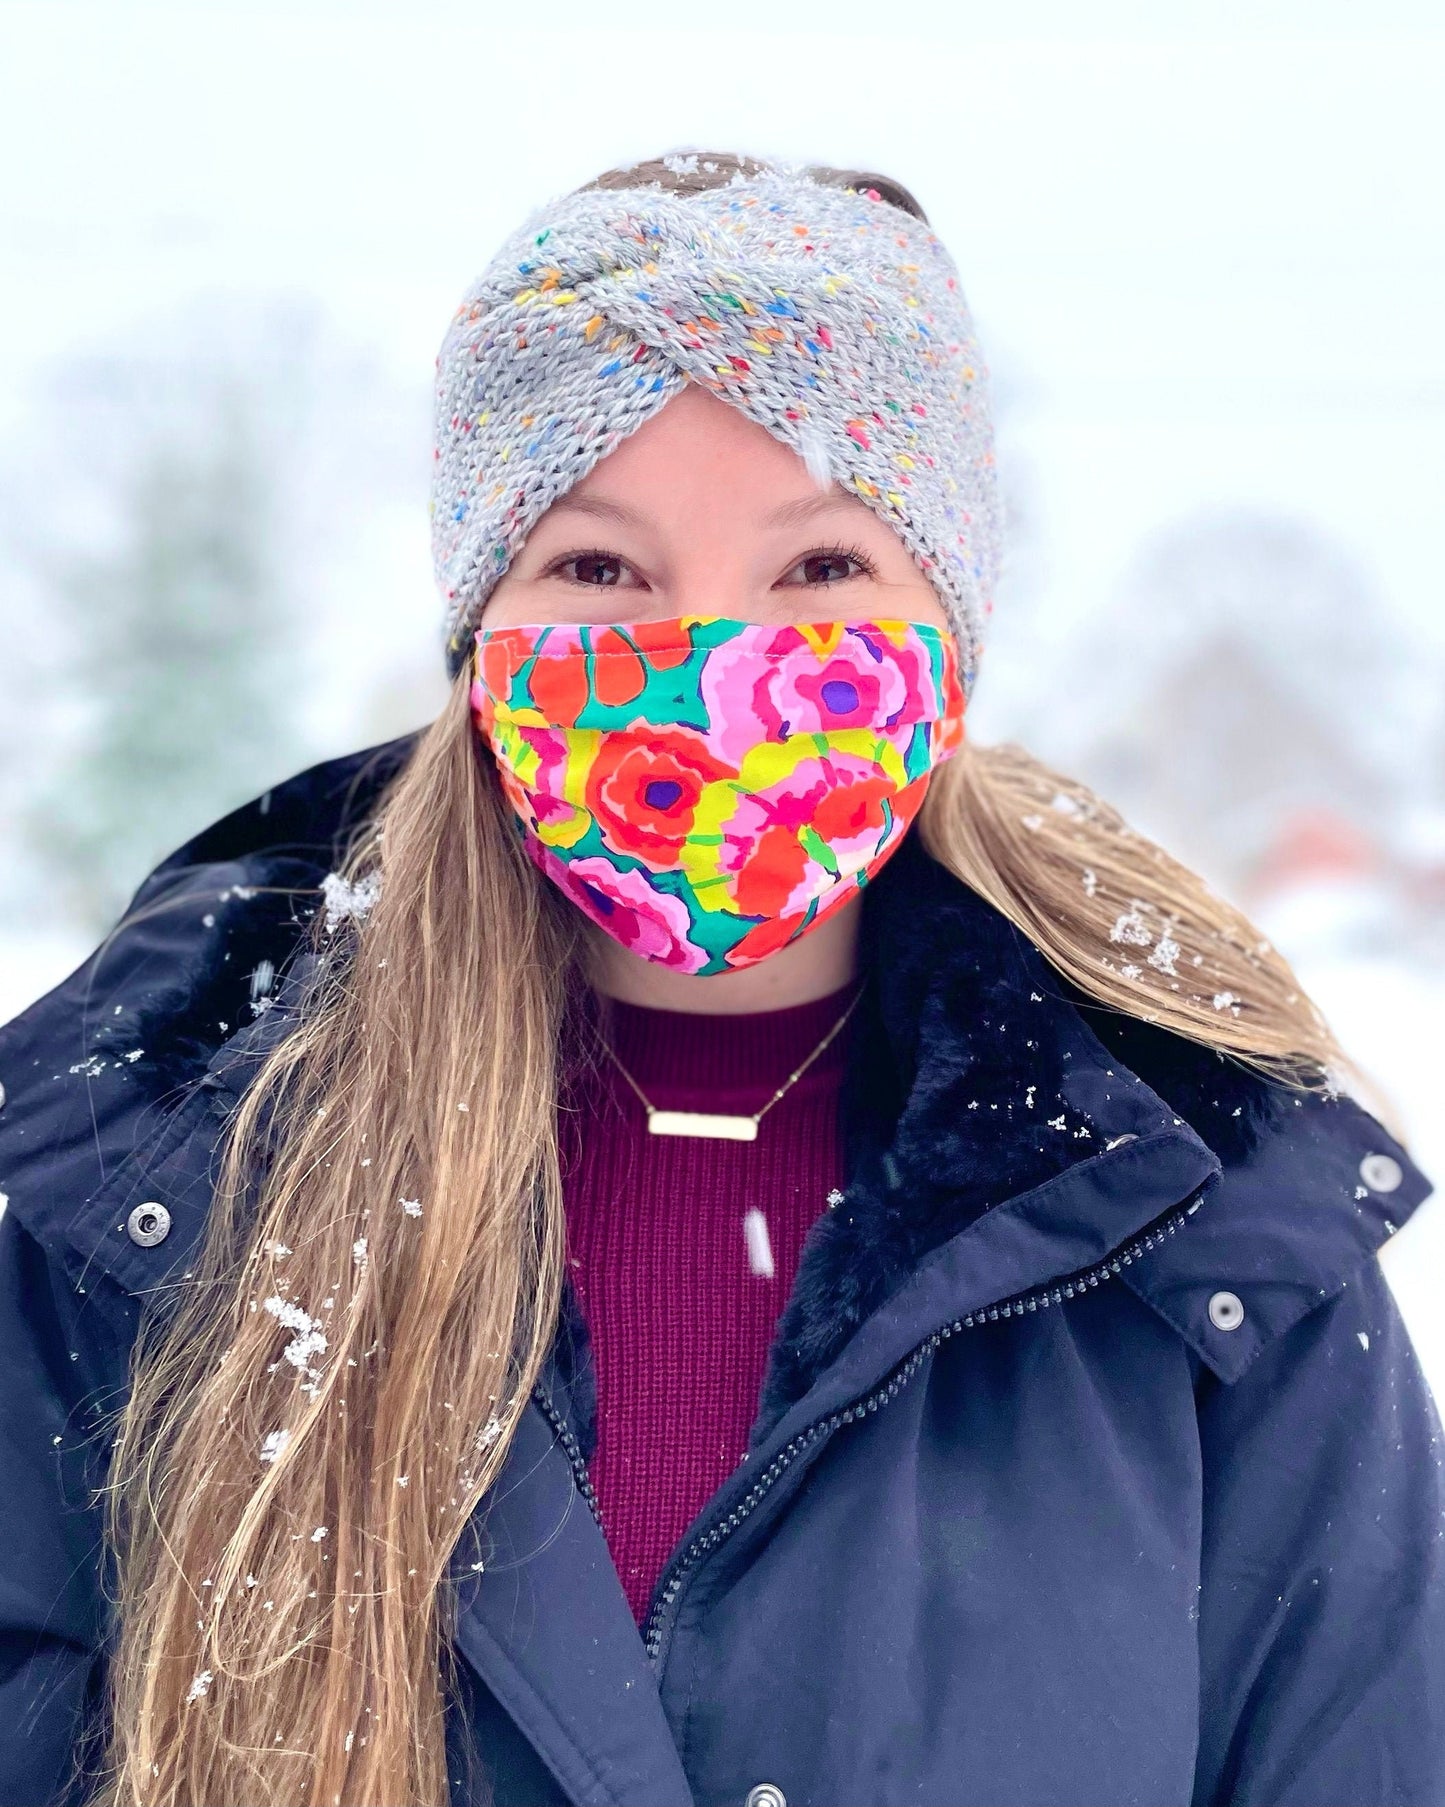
[{"x1": 1, "y1": 733, "x2": 1442, "y2": 1807}]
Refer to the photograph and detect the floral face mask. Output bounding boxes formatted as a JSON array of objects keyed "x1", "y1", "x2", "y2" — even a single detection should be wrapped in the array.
[{"x1": 469, "y1": 615, "x2": 966, "y2": 975}]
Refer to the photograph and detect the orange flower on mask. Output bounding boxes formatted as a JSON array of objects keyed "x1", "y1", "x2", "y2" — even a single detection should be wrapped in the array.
[
  {"x1": 807, "y1": 766, "x2": 896, "y2": 853},
  {"x1": 583, "y1": 726, "x2": 730, "y2": 866},
  {"x1": 723, "y1": 865, "x2": 860, "y2": 968}
]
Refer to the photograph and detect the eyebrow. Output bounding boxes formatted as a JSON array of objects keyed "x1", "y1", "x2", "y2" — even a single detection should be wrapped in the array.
[{"x1": 543, "y1": 491, "x2": 854, "y2": 530}]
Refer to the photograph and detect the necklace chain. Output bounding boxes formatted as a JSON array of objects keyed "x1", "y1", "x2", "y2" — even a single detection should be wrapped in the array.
[{"x1": 598, "y1": 984, "x2": 865, "y2": 1131}]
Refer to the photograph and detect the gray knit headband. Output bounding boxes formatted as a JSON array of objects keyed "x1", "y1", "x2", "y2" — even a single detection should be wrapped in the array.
[{"x1": 430, "y1": 155, "x2": 1000, "y2": 697}]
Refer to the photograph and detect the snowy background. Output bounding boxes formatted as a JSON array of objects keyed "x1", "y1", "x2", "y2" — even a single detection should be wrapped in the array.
[{"x1": 1, "y1": 0, "x2": 1441, "y2": 1393}]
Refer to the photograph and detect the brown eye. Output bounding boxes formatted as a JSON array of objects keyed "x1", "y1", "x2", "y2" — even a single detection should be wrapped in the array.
[
  {"x1": 802, "y1": 552, "x2": 855, "y2": 584},
  {"x1": 785, "y1": 544, "x2": 878, "y2": 586},
  {"x1": 548, "y1": 550, "x2": 629, "y2": 587}
]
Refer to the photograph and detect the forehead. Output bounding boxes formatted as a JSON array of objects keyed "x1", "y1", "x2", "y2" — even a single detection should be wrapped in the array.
[
  {"x1": 563, "y1": 379, "x2": 830, "y2": 500},
  {"x1": 541, "y1": 384, "x2": 885, "y2": 538}
]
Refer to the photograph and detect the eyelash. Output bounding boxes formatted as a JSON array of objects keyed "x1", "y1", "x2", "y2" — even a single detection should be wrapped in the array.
[{"x1": 541, "y1": 542, "x2": 879, "y2": 587}]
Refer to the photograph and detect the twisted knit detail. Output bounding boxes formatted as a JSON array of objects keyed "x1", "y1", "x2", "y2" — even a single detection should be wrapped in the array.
[
  {"x1": 558, "y1": 983, "x2": 855, "y2": 1626},
  {"x1": 431, "y1": 155, "x2": 1000, "y2": 695}
]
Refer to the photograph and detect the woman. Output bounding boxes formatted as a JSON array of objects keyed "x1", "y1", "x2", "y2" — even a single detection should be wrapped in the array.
[{"x1": 0, "y1": 150, "x2": 1440, "y2": 1807}]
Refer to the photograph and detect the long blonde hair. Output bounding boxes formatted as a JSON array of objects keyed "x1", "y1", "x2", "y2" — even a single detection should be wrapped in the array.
[{"x1": 91, "y1": 153, "x2": 1362, "y2": 1807}]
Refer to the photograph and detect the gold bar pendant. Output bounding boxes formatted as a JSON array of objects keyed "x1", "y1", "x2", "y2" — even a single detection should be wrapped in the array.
[{"x1": 647, "y1": 1110, "x2": 759, "y2": 1141}]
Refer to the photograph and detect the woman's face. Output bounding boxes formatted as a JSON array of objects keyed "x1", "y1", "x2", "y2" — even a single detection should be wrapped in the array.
[{"x1": 477, "y1": 379, "x2": 949, "y2": 634}]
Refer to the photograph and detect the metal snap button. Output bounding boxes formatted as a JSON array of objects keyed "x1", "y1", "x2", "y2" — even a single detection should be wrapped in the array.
[
  {"x1": 1359, "y1": 1153, "x2": 1403, "y2": 1194},
  {"x1": 1208, "y1": 1290, "x2": 1245, "y2": 1331},
  {"x1": 0, "y1": 1078, "x2": 6, "y2": 1111},
  {"x1": 743, "y1": 1787, "x2": 787, "y2": 1807},
  {"x1": 126, "y1": 1202, "x2": 172, "y2": 1248}
]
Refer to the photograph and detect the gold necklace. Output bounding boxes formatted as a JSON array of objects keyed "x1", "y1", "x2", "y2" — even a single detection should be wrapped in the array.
[{"x1": 597, "y1": 984, "x2": 865, "y2": 1142}]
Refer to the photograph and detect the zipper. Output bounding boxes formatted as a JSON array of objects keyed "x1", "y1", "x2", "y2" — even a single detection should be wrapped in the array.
[
  {"x1": 637, "y1": 1187, "x2": 1206, "y2": 1665},
  {"x1": 531, "y1": 1376, "x2": 608, "y2": 1533}
]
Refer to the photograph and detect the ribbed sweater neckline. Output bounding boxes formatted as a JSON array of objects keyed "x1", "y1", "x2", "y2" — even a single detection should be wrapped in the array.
[{"x1": 595, "y1": 979, "x2": 861, "y2": 1108}]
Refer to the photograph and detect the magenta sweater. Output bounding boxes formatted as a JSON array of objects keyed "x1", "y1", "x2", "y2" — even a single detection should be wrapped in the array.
[{"x1": 557, "y1": 983, "x2": 855, "y2": 1626}]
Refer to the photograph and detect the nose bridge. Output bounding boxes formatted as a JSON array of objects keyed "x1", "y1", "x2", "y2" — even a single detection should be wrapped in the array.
[
  {"x1": 652, "y1": 528, "x2": 846, "y2": 625},
  {"x1": 632, "y1": 589, "x2": 758, "y2": 627},
  {"x1": 658, "y1": 524, "x2": 759, "y2": 618}
]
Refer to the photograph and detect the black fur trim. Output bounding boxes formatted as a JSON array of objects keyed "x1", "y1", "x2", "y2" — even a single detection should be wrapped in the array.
[{"x1": 748, "y1": 829, "x2": 1291, "y2": 1437}]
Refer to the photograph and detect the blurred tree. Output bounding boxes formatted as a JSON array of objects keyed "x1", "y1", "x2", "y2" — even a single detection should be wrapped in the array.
[
  {"x1": 1054, "y1": 504, "x2": 1436, "y2": 900},
  {"x1": 0, "y1": 292, "x2": 425, "y2": 948},
  {"x1": 19, "y1": 379, "x2": 305, "y2": 933},
  {"x1": 1084, "y1": 620, "x2": 1389, "y2": 889}
]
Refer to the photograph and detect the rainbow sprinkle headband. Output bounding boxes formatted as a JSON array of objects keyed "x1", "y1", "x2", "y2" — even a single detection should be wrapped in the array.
[{"x1": 432, "y1": 154, "x2": 1000, "y2": 699}]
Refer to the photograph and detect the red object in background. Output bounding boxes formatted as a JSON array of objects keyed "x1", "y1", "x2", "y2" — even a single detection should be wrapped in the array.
[{"x1": 1247, "y1": 805, "x2": 1384, "y2": 900}]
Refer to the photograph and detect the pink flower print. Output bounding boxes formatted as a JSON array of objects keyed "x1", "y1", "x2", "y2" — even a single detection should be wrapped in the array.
[
  {"x1": 525, "y1": 843, "x2": 708, "y2": 974},
  {"x1": 697, "y1": 623, "x2": 933, "y2": 765},
  {"x1": 695, "y1": 632, "x2": 787, "y2": 766},
  {"x1": 778, "y1": 639, "x2": 919, "y2": 737},
  {"x1": 510, "y1": 723, "x2": 575, "y2": 831}
]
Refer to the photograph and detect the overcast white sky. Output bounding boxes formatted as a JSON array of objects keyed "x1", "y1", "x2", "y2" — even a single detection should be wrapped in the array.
[{"x1": 2, "y1": 3, "x2": 1441, "y2": 730}]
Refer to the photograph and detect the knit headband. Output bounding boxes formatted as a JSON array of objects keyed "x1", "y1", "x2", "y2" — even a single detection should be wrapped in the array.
[{"x1": 430, "y1": 155, "x2": 1001, "y2": 697}]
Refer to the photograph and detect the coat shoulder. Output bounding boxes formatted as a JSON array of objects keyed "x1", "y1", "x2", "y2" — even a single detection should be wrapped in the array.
[
  {"x1": 0, "y1": 735, "x2": 418, "y2": 1284},
  {"x1": 1071, "y1": 1000, "x2": 1434, "y2": 1385}
]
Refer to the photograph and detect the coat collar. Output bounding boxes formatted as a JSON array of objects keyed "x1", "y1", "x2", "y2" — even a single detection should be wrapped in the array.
[
  {"x1": 748, "y1": 824, "x2": 1430, "y2": 1423},
  {"x1": 0, "y1": 733, "x2": 1429, "y2": 1393},
  {"x1": 734, "y1": 824, "x2": 1211, "y2": 1439}
]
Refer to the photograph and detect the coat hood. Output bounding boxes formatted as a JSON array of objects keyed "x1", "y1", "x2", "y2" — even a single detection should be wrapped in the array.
[{"x1": 0, "y1": 733, "x2": 1431, "y2": 1411}]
